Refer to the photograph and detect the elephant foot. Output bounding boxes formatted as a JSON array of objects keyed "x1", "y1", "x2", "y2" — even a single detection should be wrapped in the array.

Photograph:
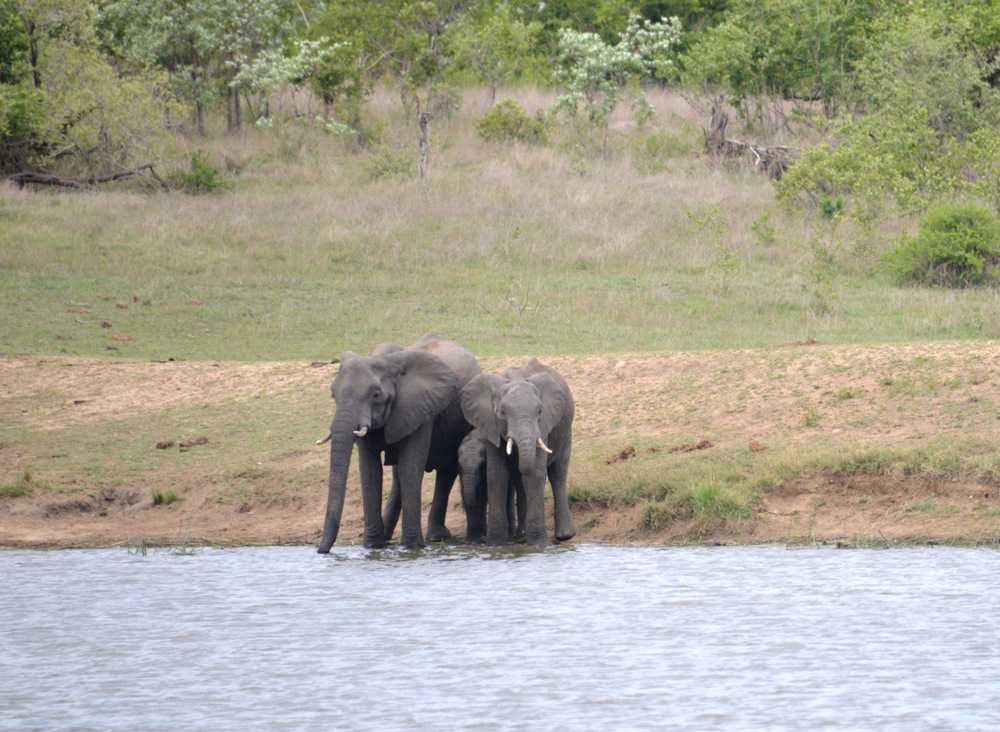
[
  {"x1": 426, "y1": 524, "x2": 452, "y2": 543},
  {"x1": 400, "y1": 533, "x2": 427, "y2": 549},
  {"x1": 555, "y1": 526, "x2": 577, "y2": 542}
]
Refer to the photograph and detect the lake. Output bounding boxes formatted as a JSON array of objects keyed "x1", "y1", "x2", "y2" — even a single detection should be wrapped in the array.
[{"x1": 3, "y1": 544, "x2": 999, "y2": 730}]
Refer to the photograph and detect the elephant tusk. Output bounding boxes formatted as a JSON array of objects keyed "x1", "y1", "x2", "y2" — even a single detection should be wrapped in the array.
[
  {"x1": 538, "y1": 437, "x2": 553, "y2": 454},
  {"x1": 353, "y1": 426, "x2": 369, "y2": 438},
  {"x1": 316, "y1": 431, "x2": 332, "y2": 445},
  {"x1": 506, "y1": 437, "x2": 514, "y2": 455}
]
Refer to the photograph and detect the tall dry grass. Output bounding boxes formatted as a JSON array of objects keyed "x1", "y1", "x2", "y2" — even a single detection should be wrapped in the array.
[{"x1": 2, "y1": 86, "x2": 996, "y2": 361}]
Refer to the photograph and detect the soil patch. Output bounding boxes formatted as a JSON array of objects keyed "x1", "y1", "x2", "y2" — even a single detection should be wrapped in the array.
[{"x1": 3, "y1": 343, "x2": 1000, "y2": 549}]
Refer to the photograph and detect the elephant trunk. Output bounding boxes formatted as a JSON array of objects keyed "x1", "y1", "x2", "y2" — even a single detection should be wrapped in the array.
[
  {"x1": 461, "y1": 466, "x2": 479, "y2": 508},
  {"x1": 318, "y1": 410, "x2": 362, "y2": 553},
  {"x1": 512, "y1": 421, "x2": 539, "y2": 478},
  {"x1": 510, "y1": 421, "x2": 550, "y2": 546}
]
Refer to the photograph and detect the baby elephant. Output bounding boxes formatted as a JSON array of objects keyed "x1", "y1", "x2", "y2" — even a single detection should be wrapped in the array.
[
  {"x1": 460, "y1": 358, "x2": 576, "y2": 547},
  {"x1": 458, "y1": 429, "x2": 523, "y2": 543}
]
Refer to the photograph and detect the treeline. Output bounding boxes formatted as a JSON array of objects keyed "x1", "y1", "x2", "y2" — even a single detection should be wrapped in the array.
[{"x1": 2, "y1": 0, "x2": 1000, "y2": 216}]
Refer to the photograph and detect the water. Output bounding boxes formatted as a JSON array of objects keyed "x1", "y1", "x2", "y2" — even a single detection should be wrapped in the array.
[{"x1": 2, "y1": 544, "x2": 999, "y2": 730}]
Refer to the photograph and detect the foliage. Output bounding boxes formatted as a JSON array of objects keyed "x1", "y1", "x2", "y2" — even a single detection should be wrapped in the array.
[
  {"x1": 884, "y1": 203, "x2": 1000, "y2": 288},
  {"x1": 475, "y1": 99, "x2": 550, "y2": 145},
  {"x1": 97, "y1": 0, "x2": 292, "y2": 133},
  {"x1": 364, "y1": 144, "x2": 415, "y2": 181},
  {"x1": 175, "y1": 150, "x2": 228, "y2": 193},
  {"x1": 551, "y1": 13, "x2": 681, "y2": 154},
  {"x1": 451, "y1": 3, "x2": 542, "y2": 103},
  {"x1": 2, "y1": 0, "x2": 183, "y2": 178},
  {"x1": 681, "y1": 0, "x2": 880, "y2": 122},
  {"x1": 151, "y1": 489, "x2": 182, "y2": 505},
  {"x1": 315, "y1": 0, "x2": 473, "y2": 118},
  {"x1": 776, "y1": 5, "x2": 1000, "y2": 217}
]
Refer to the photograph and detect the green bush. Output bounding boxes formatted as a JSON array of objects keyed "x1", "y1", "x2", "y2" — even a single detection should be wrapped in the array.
[
  {"x1": 176, "y1": 150, "x2": 228, "y2": 194},
  {"x1": 364, "y1": 145, "x2": 415, "y2": 181},
  {"x1": 475, "y1": 99, "x2": 549, "y2": 145},
  {"x1": 151, "y1": 489, "x2": 182, "y2": 505},
  {"x1": 885, "y1": 203, "x2": 1000, "y2": 287}
]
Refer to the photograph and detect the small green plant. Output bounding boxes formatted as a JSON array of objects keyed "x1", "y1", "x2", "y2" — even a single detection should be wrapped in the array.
[
  {"x1": 884, "y1": 203, "x2": 1000, "y2": 288},
  {"x1": 152, "y1": 489, "x2": 182, "y2": 506},
  {"x1": 750, "y1": 214, "x2": 777, "y2": 246},
  {"x1": 687, "y1": 481, "x2": 753, "y2": 520},
  {"x1": 365, "y1": 145, "x2": 414, "y2": 181},
  {"x1": 0, "y1": 469, "x2": 36, "y2": 498},
  {"x1": 476, "y1": 99, "x2": 550, "y2": 145},
  {"x1": 819, "y1": 195, "x2": 844, "y2": 220},
  {"x1": 177, "y1": 150, "x2": 228, "y2": 194},
  {"x1": 641, "y1": 501, "x2": 679, "y2": 531}
]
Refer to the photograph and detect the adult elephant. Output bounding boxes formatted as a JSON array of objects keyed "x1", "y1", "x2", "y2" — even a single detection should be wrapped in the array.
[
  {"x1": 316, "y1": 334, "x2": 480, "y2": 552},
  {"x1": 460, "y1": 358, "x2": 576, "y2": 547}
]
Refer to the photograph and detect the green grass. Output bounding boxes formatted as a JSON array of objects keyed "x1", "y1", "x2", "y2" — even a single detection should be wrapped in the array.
[
  {"x1": 2, "y1": 89, "x2": 999, "y2": 362},
  {"x1": 1, "y1": 469, "x2": 38, "y2": 498},
  {"x1": 151, "y1": 489, "x2": 183, "y2": 505}
]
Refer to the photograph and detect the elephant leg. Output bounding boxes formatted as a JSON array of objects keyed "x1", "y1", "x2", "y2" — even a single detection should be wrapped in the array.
[
  {"x1": 484, "y1": 448, "x2": 511, "y2": 546},
  {"x1": 505, "y1": 478, "x2": 517, "y2": 540},
  {"x1": 382, "y1": 469, "x2": 402, "y2": 541},
  {"x1": 462, "y1": 478, "x2": 487, "y2": 544},
  {"x1": 522, "y1": 454, "x2": 551, "y2": 547},
  {"x1": 426, "y1": 464, "x2": 456, "y2": 543},
  {"x1": 395, "y1": 422, "x2": 433, "y2": 548},
  {"x1": 548, "y1": 441, "x2": 575, "y2": 542},
  {"x1": 357, "y1": 439, "x2": 386, "y2": 548}
]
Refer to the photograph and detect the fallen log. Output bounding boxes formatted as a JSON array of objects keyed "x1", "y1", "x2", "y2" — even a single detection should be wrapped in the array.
[
  {"x1": 702, "y1": 96, "x2": 797, "y2": 180},
  {"x1": 6, "y1": 163, "x2": 168, "y2": 190}
]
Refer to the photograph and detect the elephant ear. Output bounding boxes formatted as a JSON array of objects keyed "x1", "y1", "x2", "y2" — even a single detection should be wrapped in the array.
[
  {"x1": 529, "y1": 372, "x2": 567, "y2": 437},
  {"x1": 460, "y1": 373, "x2": 505, "y2": 448},
  {"x1": 383, "y1": 350, "x2": 458, "y2": 444}
]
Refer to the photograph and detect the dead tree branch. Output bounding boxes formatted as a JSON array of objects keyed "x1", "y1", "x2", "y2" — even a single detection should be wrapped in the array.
[
  {"x1": 702, "y1": 96, "x2": 797, "y2": 180},
  {"x1": 6, "y1": 163, "x2": 169, "y2": 191}
]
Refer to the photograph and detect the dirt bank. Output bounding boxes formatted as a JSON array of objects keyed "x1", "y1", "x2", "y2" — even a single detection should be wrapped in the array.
[{"x1": 3, "y1": 342, "x2": 1000, "y2": 549}]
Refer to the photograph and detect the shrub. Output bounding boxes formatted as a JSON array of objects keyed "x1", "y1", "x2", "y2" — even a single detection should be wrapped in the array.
[
  {"x1": 151, "y1": 489, "x2": 182, "y2": 505},
  {"x1": 476, "y1": 99, "x2": 550, "y2": 145},
  {"x1": 176, "y1": 151, "x2": 228, "y2": 194},
  {"x1": 0, "y1": 470, "x2": 35, "y2": 498},
  {"x1": 365, "y1": 145, "x2": 414, "y2": 181},
  {"x1": 884, "y1": 203, "x2": 1000, "y2": 288}
]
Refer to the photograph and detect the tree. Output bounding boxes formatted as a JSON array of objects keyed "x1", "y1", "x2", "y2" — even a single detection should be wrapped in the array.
[
  {"x1": 681, "y1": 0, "x2": 881, "y2": 124},
  {"x1": 3, "y1": 0, "x2": 181, "y2": 178},
  {"x1": 450, "y1": 3, "x2": 541, "y2": 104},
  {"x1": 551, "y1": 13, "x2": 681, "y2": 155},
  {"x1": 315, "y1": 0, "x2": 474, "y2": 118},
  {"x1": 776, "y1": 2, "x2": 1000, "y2": 215},
  {"x1": 97, "y1": 0, "x2": 292, "y2": 133}
]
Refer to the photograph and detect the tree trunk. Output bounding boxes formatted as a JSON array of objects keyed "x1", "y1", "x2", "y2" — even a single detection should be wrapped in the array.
[{"x1": 417, "y1": 112, "x2": 431, "y2": 180}]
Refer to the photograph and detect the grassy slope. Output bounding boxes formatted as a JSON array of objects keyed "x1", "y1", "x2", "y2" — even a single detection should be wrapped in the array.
[{"x1": 2, "y1": 88, "x2": 1000, "y2": 541}]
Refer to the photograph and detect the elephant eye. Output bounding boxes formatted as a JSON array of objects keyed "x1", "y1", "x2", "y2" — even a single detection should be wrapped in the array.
[{"x1": 498, "y1": 408, "x2": 506, "y2": 418}]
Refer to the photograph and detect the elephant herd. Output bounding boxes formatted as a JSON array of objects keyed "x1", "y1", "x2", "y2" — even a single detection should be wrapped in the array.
[{"x1": 315, "y1": 333, "x2": 576, "y2": 553}]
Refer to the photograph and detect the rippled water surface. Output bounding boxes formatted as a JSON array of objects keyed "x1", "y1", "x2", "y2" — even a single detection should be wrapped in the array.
[{"x1": 3, "y1": 544, "x2": 1000, "y2": 730}]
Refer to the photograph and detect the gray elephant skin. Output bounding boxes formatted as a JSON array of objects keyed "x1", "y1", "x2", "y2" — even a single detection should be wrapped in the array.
[
  {"x1": 458, "y1": 428, "x2": 523, "y2": 543},
  {"x1": 317, "y1": 334, "x2": 480, "y2": 552},
  {"x1": 460, "y1": 358, "x2": 576, "y2": 546}
]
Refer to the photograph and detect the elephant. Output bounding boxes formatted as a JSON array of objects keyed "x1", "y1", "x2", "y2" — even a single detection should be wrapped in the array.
[
  {"x1": 316, "y1": 334, "x2": 480, "y2": 552},
  {"x1": 460, "y1": 358, "x2": 576, "y2": 547},
  {"x1": 457, "y1": 428, "x2": 523, "y2": 543}
]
